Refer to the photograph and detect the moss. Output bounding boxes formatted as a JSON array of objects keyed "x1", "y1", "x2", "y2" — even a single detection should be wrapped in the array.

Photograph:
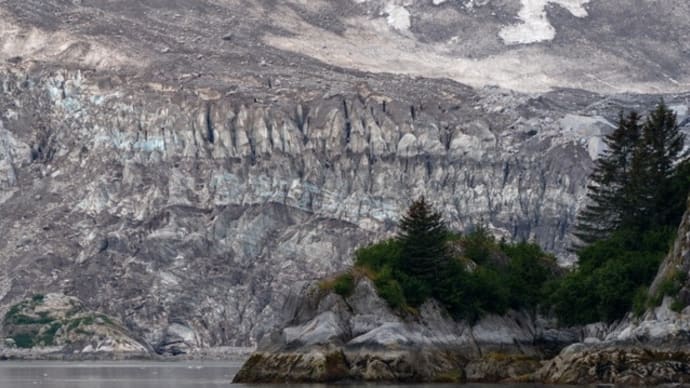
[
  {"x1": 433, "y1": 369, "x2": 465, "y2": 383},
  {"x1": 4, "y1": 303, "x2": 24, "y2": 324}
]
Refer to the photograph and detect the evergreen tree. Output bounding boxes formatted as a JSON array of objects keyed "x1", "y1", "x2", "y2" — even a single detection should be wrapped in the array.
[
  {"x1": 397, "y1": 196, "x2": 449, "y2": 283},
  {"x1": 574, "y1": 111, "x2": 642, "y2": 244},
  {"x1": 574, "y1": 101, "x2": 687, "y2": 245},
  {"x1": 639, "y1": 101, "x2": 685, "y2": 228}
]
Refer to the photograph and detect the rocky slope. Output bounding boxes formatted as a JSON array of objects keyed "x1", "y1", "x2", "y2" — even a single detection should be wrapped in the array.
[
  {"x1": 1, "y1": 293, "x2": 150, "y2": 360},
  {"x1": 0, "y1": 0, "x2": 688, "y2": 351}
]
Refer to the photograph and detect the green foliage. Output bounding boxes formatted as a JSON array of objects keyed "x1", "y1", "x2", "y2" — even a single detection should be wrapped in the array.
[
  {"x1": 12, "y1": 333, "x2": 34, "y2": 349},
  {"x1": 502, "y1": 242, "x2": 555, "y2": 310},
  {"x1": 31, "y1": 294, "x2": 45, "y2": 303},
  {"x1": 373, "y1": 269, "x2": 406, "y2": 310},
  {"x1": 353, "y1": 202, "x2": 556, "y2": 320},
  {"x1": 462, "y1": 226, "x2": 496, "y2": 265},
  {"x1": 354, "y1": 239, "x2": 401, "y2": 271},
  {"x1": 671, "y1": 298, "x2": 686, "y2": 313},
  {"x1": 332, "y1": 273, "x2": 355, "y2": 297},
  {"x1": 561, "y1": 101, "x2": 690, "y2": 325},
  {"x1": 397, "y1": 197, "x2": 450, "y2": 284},
  {"x1": 396, "y1": 271, "x2": 431, "y2": 307},
  {"x1": 551, "y1": 227, "x2": 673, "y2": 325},
  {"x1": 575, "y1": 102, "x2": 687, "y2": 243}
]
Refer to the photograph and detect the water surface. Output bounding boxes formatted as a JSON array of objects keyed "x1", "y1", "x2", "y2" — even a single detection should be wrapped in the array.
[{"x1": 0, "y1": 361, "x2": 568, "y2": 388}]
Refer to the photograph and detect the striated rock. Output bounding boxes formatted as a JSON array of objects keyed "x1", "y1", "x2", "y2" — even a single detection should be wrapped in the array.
[
  {"x1": 233, "y1": 277, "x2": 581, "y2": 383},
  {"x1": 1, "y1": 65, "x2": 688, "y2": 350}
]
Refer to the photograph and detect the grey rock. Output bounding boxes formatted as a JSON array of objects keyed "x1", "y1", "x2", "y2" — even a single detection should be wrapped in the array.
[{"x1": 234, "y1": 277, "x2": 579, "y2": 383}]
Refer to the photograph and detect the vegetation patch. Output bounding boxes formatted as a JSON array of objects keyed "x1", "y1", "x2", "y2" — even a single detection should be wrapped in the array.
[
  {"x1": 12, "y1": 333, "x2": 35, "y2": 349},
  {"x1": 433, "y1": 369, "x2": 465, "y2": 383},
  {"x1": 320, "y1": 272, "x2": 356, "y2": 298},
  {"x1": 353, "y1": 198, "x2": 557, "y2": 321}
]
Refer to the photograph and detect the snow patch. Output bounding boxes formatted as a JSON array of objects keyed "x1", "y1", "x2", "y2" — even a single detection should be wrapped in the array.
[
  {"x1": 385, "y1": 4, "x2": 412, "y2": 31},
  {"x1": 499, "y1": 0, "x2": 591, "y2": 44}
]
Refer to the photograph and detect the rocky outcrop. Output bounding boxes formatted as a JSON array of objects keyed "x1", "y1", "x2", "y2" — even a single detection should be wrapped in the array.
[
  {"x1": 537, "y1": 201, "x2": 690, "y2": 386},
  {"x1": 233, "y1": 278, "x2": 587, "y2": 383},
  {"x1": 236, "y1": 197, "x2": 690, "y2": 384},
  {"x1": 1, "y1": 293, "x2": 151, "y2": 360}
]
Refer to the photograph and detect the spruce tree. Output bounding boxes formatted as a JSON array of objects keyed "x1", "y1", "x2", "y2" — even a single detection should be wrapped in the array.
[
  {"x1": 639, "y1": 101, "x2": 685, "y2": 228},
  {"x1": 574, "y1": 101, "x2": 687, "y2": 245},
  {"x1": 574, "y1": 111, "x2": 642, "y2": 244},
  {"x1": 397, "y1": 196, "x2": 449, "y2": 283}
]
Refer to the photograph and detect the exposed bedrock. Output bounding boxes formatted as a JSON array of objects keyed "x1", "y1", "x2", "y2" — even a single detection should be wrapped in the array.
[{"x1": 0, "y1": 65, "x2": 688, "y2": 348}]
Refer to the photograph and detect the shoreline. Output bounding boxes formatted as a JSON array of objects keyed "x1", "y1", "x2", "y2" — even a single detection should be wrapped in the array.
[{"x1": 0, "y1": 347, "x2": 254, "y2": 362}]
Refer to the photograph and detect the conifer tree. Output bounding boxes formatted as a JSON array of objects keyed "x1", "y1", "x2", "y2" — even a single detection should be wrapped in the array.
[
  {"x1": 397, "y1": 196, "x2": 449, "y2": 283},
  {"x1": 575, "y1": 101, "x2": 686, "y2": 245},
  {"x1": 574, "y1": 111, "x2": 642, "y2": 244},
  {"x1": 639, "y1": 101, "x2": 685, "y2": 228}
]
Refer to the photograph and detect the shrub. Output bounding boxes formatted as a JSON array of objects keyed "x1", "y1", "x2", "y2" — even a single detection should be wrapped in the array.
[
  {"x1": 461, "y1": 226, "x2": 495, "y2": 265},
  {"x1": 374, "y1": 269, "x2": 406, "y2": 310},
  {"x1": 12, "y1": 333, "x2": 34, "y2": 349},
  {"x1": 332, "y1": 273, "x2": 355, "y2": 297},
  {"x1": 550, "y1": 227, "x2": 672, "y2": 325},
  {"x1": 355, "y1": 239, "x2": 401, "y2": 271}
]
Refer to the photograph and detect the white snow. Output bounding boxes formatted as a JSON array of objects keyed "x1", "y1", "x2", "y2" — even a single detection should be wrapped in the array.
[
  {"x1": 499, "y1": 0, "x2": 591, "y2": 44},
  {"x1": 384, "y1": 4, "x2": 412, "y2": 31}
]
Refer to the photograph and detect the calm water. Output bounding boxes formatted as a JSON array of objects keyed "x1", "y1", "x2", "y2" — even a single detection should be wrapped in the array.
[{"x1": 0, "y1": 361, "x2": 568, "y2": 388}]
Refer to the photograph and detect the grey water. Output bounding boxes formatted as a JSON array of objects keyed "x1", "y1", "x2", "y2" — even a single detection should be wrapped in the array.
[{"x1": 0, "y1": 361, "x2": 568, "y2": 388}]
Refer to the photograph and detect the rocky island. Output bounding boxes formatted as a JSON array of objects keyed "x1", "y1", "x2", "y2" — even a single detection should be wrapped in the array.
[{"x1": 235, "y1": 197, "x2": 690, "y2": 385}]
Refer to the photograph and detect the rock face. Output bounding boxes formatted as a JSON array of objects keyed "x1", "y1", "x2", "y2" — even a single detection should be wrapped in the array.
[
  {"x1": 1, "y1": 293, "x2": 150, "y2": 360},
  {"x1": 0, "y1": 0, "x2": 689, "y2": 351},
  {"x1": 1, "y1": 65, "x2": 689, "y2": 350},
  {"x1": 233, "y1": 278, "x2": 587, "y2": 383}
]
